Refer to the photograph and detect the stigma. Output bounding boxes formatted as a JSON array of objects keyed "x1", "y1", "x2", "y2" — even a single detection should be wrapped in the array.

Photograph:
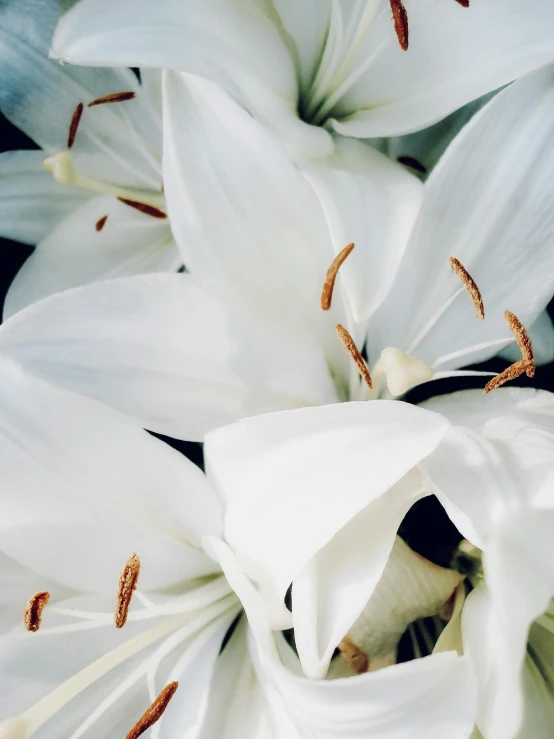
[
  {"x1": 43, "y1": 152, "x2": 167, "y2": 216},
  {"x1": 375, "y1": 347, "x2": 434, "y2": 397}
]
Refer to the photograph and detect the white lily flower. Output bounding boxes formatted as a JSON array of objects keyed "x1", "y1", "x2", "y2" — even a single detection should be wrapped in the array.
[
  {"x1": 1, "y1": 67, "x2": 554, "y2": 440},
  {"x1": 0, "y1": 360, "x2": 476, "y2": 738},
  {"x1": 0, "y1": 0, "x2": 180, "y2": 317},
  {"x1": 420, "y1": 387, "x2": 554, "y2": 738},
  {"x1": 50, "y1": 0, "x2": 554, "y2": 160}
]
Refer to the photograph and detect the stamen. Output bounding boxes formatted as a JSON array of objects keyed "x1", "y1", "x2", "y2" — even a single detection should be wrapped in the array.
[
  {"x1": 505, "y1": 310, "x2": 534, "y2": 365},
  {"x1": 321, "y1": 242, "x2": 355, "y2": 310},
  {"x1": 454, "y1": 0, "x2": 469, "y2": 6},
  {"x1": 484, "y1": 359, "x2": 534, "y2": 394},
  {"x1": 338, "y1": 636, "x2": 369, "y2": 674},
  {"x1": 68, "y1": 103, "x2": 84, "y2": 149},
  {"x1": 95, "y1": 215, "x2": 108, "y2": 232},
  {"x1": 115, "y1": 554, "x2": 140, "y2": 629},
  {"x1": 397, "y1": 156, "x2": 427, "y2": 174},
  {"x1": 484, "y1": 311, "x2": 534, "y2": 393},
  {"x1": 117, "y1": 198, "x2": 168, "y2": 219},
  {"x1": 88, "y1": 91, "x2": 136, "y2": 107},
  {"x1": 449, "y1": 257, "x2": 484, "y2": 319},
  {"x1": 125, "y1": 682, "x2": 178, "y2": 739},
  {"x1": 335, "y1": 324, "x2": 373, "y2": 389},
  {"x1": 24, "y1": 592, "x2": 50, "y2": 632},
  {"x1": 389, "y1": 0, "x2": 409, "y2": 51}
]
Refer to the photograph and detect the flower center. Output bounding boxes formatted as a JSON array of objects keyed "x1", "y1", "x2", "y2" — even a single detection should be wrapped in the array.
[{"x1": 299, "y1": 0, "x2": 385, "y2": 127}]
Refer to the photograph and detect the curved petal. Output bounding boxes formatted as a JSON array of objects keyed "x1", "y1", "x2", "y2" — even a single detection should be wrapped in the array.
[
  {"x1": 51, "y1": 0, "x2": 334, "y2": 157},
  {"x1": 420, "y1": 388, "x2": 554, "y2": 548},
  {"x1": 0, "y1": 274, "x2": 338, "y2": 441},
  {"x1": 300, "y1": 136, "x2": 422, "y2": 322},
  {"x1": 368, "y1": 66, "x2": 554, "y2": 370},
  {"x1": 0, "y1": 354, "x2": 221, "y2": 593},
  {"x1": 205, "y1": 401, "x2": 449, "y2": 626},
  {"x1": 0, "y1": 150, "x2": 90, "y2": 246},
  {"x1": 4, "y1": 196, "x2": 179, "y2": 318},
  {"x1": 332, "y1": 0, "x2": 554, "y2": 138},
  {"x1": 0, "y1": 0, "x2": 162, "y2": 188},
  {"x1": 162, "y1": 72, "x2": 339, "y2": 338},
  {"x1": 463, "y1": 509, "x2": 554, "y2": 739},
  {"x1": 207, "y1": 537, "x2": 477, "y2": 739},
  {"x1": 293, "y1": 529, "x2": 461, "y2": 679}
]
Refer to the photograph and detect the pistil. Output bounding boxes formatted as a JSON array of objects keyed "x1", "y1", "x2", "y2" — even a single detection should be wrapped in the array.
[{"x1": 43, "y1": 152, "x2": 166, "y2": 214}]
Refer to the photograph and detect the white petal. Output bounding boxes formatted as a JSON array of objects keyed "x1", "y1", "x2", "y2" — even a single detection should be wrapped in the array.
[
  {"x1": 331, "y1": 0, "x2": 554, "y2": 138},
  {"x1": 292, "y1": 476, "x2": 430, "y2": 679},
  {"x1": 301, "y1": 136, "x2": 422, "y2": 322},
  {"x1": 0, "y1": 0, "x2": 161, "y2": 187},
  {"x1": 368, "y1": 67, "x2": 554, "y2": 370},
  {"x1": 162, "y1": 72, "x2": 337, "y2": 338},
  {"x1": 207, "y1": 536, "x2": 477, "y2": 739},
  {"x1": 4, "y1": 196, "x2": 179, "y2": 317},
  {"x1": 499, "y1": 310, "x2": 554, "y2": 367},
  {"x1": 205, "y1": 401, "x2": 449, "y2": 626},
  {"x1": 51, "y1": 0, "x2": 334, "y2": 157},
  {"x1": 0, "y1": 354, "x2": 220, "y2": 593},
  {"x1": 0, "y1": 150, "x2": 90, "y2": 245},
  {"x1": 420, "y1": 387, "x2": 554, "y2": 548},
  {"x1": 463, "y1": 509, "x2": 554, "y2": 739},
  {"x1": 0, "y1": 274, "x2": 338, "y2": 440}
]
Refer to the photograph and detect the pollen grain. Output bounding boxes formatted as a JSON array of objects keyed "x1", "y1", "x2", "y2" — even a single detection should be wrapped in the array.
[
  {"x1": 321, "y1": 242, "x2": 355, "y2": 311},
  {"x1": 336, "y1": 324, "x2": 373, "y2": 390},
  {"x1": 115, "y1": 553, "x2": 140, "y2": 629},
  {"x1": 126, "y1": 682, "x2": 179, "y2": 739},
  {"x1": 24, "y1": 591, "x2": 50, "y2": 632}
]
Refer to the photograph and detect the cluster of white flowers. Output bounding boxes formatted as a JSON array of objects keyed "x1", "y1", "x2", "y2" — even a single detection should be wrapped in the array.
[{"x1": 1, "y1": 0, "x2": 554, "y2": 737}]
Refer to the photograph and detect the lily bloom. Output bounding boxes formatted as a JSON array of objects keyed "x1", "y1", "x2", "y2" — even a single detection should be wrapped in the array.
[
  {"x1": 0, "y1": 361, "x2": 475, "y2": 738},
  {"x1": 0, "y1": 69, "x2": 553, "y2": 440},
  {"x1": 0, "y1": 0, "x2": 180, "y2": 317},
  {"x1": 50, "y1": 0, "x2": 554, "y2": 159}
]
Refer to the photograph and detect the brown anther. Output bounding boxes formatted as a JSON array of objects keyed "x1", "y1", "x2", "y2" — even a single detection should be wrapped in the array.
[
  {"x1": 484, "y1": 359, "x2": 534, "y2": 394},
  {"x1": 117, "y1": 198, "x2": 168, "y2": 219},
  {"x1": 389, "y1": 0, "x2": 409, "y2": 51},
  {"x1": 504, "y1": 310, "x2": 533, "y2": 365},
  {"x1": 24, "y1": 591, "x2": 50, "y2": 632},
  {"x1": 68, "y1": 103, "x2": 84, "y2": 149},
  {"x1": 95, "y1": 215, "x2": 108, "y2": 232},
  {"x1": 397, "y1": 156, "x2": 427, "y2": 174},
  {"x1": 126, "y1": 682, "x2": 179, "y2": 739},
  {"x1": 484, "y1": 311, "x2": 534, "y2": 393},
  {"x1": 449, "y1": 257, "x2": 484, "y2": 320},
  {"x1": 339, "y1": 636, "x2": 369, "y2": 674},
  {"x1": 454, "y1": 0, "x2": 469, "y2": 6},
  {"x1": 336, "y1": 324, "x2": 373, "y2": 390},
  {"x1": 321, "y1": 242, "x2": 355, "y2": 311},
  {"x1": 115, "y1": 553, "x2": 140, "y2": 629},
  {"x1": 88, "y1": 91, "x2": 136, "y2": 107}
]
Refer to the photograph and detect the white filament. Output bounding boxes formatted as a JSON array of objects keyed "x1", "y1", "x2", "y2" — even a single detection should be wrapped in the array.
[{"x1": 43, "y1": 152, "x2": 165, "y2": 209}]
